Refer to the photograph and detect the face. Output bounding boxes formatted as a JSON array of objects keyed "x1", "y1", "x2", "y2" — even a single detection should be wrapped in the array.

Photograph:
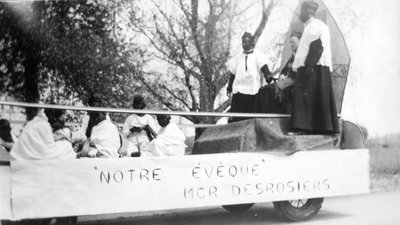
[
  {"x1": 58, "y1": 112, "x2": 66, "y2": 123},
  {"x1": 242, "y1": 37, "x2": 254, "y2": 51},
  {"x1": 299, "y1": 7, "x2": 310, "y2": 23},
  {"x1": 0, "y1": 120, "x2": 12, "y2": 142},
  {"x1": 157, "y1": 115, "x2": 170, "y2": 127},
  {"x1": 89, "y1": 111, "x2": 107, "y2": 126},
  {"x1": 97, "y1": 112, "x2": 107, "y2": 122},
  {"x1": 289, "y1": 36, "x2": 299, "y2": 52}
]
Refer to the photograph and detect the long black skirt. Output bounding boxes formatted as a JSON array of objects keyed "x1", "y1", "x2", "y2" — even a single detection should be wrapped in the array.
[
  {"x1": 253, "y1": 84, "x2": 293, "y2": 114},
  {"x1": 290, "y1": 65, "x2": 339, "y2": 133},
  {"x1": 229, "y1": 92, "x2": 257, "y2": 123}
]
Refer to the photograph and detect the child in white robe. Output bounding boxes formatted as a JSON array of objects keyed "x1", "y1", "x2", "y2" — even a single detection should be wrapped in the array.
[
  {"x1": 122, "y1": 95, "x2": 157, "y2": 157},
  {"x1": 142, "y1": 114, "x2": 186, "y2": 157},
  {"x1": 11, "y1": 109, "x2": 76, "y2": 160},
  {"x1": 78, "y1": 111, "x2": 120, "y2": 158}
]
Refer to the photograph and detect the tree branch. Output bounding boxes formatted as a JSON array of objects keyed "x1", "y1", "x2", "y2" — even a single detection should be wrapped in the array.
[
  {"x1": 214, "y1": 98, "x2": 230, "y2": 112},
  {"x1": 253, "y1": 0, "x2": 275, "y2": 44}
]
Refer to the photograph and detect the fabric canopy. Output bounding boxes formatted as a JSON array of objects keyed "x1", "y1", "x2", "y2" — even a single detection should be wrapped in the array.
[{"x1": 280, "y1": 0, "x2": 351, "y2": 113}]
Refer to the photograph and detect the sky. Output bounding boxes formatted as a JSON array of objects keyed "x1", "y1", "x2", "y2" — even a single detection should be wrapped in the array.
[{"x1": 327, "y1": 0, "x2": 400, "y2": 137}]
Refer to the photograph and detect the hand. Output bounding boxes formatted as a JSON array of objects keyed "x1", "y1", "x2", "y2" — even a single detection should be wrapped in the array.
[
  {"x1": 277, "y1": 80, "x2": 284, "y2": 90},
  {"x1": 266, "y1": 75, "x2": 274, "y2": 84},
  {"x1": 130, "y1": 126, "x2": 142, "y2": 133},
  {"x1": 226, "y1": 86, "x2": 232, "y2": 97}
]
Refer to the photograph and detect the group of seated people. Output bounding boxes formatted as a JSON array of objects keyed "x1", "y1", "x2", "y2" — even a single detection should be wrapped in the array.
[{"x1": 0, "y1": 94, "x2": 186, "y2": 160}]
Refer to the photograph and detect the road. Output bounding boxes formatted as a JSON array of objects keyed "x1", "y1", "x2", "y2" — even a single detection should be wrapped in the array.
[{"x1": 78, "y1": 192, "x2": 400, "y2": 225}]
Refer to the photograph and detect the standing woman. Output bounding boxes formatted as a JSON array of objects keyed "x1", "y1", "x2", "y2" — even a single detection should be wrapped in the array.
[{"x1": 290, "y1": 1, "x2": 339, "y2": 134}]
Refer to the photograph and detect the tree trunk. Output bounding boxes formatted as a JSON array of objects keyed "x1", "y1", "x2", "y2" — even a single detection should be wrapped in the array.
[
  {"x1": 23, "y1": 2, "x2": 44, "y2": 120},
  {"x1": 195, "y1": 78, "x2": 216, "y2": 139}
]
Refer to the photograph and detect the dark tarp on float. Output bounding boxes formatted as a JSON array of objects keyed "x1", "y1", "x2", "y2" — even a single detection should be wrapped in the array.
[{"x1": 193, "y1": 119, "x2": 339, "y2": 155}]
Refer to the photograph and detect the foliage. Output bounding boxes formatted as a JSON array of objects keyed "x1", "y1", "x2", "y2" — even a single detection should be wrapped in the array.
[
  {"x1": 123, "y1": 0, "x2": 275, "y2": 124},
  {"x1": 0, "y1": 0, "x2": 145, "y2": 114}
]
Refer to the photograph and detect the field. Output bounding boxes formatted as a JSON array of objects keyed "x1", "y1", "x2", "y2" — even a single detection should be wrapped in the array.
[{"x1": 368, "y1": 133, "x2": 400, "y2": 192}]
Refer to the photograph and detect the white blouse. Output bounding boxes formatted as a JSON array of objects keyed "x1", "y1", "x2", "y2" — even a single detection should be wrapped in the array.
[
  {"x1": 292, "y1": 17, "x2": 332, "y2": 72},
  {"x1": 226, "y1": 51, "x2": 270, "y2": 95}
]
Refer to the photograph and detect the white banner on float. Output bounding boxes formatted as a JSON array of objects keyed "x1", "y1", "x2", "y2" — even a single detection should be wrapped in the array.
[
  {"x1": 10, "y1": 149, "x2": 370, "y2": 219},
  {"x1": 0, "y1": 165, "x2": 12, "y2": 220}
]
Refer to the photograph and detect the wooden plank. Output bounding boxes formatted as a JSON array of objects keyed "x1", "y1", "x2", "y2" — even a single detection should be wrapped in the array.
[{"x1": 8, "y1": 150, "x2": 369, "y2": 220}]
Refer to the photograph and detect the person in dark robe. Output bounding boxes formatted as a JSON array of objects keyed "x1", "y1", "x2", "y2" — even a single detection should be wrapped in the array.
[
  {"x1": 226, "y1": 32, "x2": 273, "y2": 122},
  {"x1": 290, "y1": 1, "x2": 339, "y2": 134},
  {"x1": 254, "y1": 35, "x2": 300, "y2": 114}
]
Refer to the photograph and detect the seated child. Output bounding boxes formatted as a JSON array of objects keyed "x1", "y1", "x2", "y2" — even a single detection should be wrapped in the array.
[
  {"x1": 11, "y1": 108, "x2": 76, "y2": 160},
  {"x1": 122, "y1": 95, "x2": 157, "y2": 157},
  {"x1": 141, "y1": 114, "x2": 186, "y2": 157}
]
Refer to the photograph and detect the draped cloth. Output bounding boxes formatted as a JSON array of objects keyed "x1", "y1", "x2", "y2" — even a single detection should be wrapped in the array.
[
  {"x1": 122, "y1": 114, "x2": 158, "y2": 157},
  {"x1": 292, "y1": 17, "x2": 332, "y2": 71},
  {"x1": 193, "y1": 118, "x2": 338, "y2": 155},
  {"x1": 142, "y1": 123, "x2": 186, "y2": 157},
  {"x1": 254, "y1": 54, "x2": 296, "y2": 114},
  {"x1": 122, "y1": 114, "x2": 157, "y2": 137},
  {"x1": 11, "y1": 111, "x2": 76, "y2": 160},
  {"x1": 290, "y1": 17, "x2": 339, "y2": 133},
  {"x1": 90, "y1": 120, "x2": 120, "y2": 158}
]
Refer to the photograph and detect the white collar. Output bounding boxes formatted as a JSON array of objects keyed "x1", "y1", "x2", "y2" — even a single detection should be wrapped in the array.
[{"x1": 243, "y1": 49, "x2": 254, "y2": 55}]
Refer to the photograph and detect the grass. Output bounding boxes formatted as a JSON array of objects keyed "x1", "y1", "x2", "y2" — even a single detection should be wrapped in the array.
[{"x1": 368, "y1": 133, "x2": 400, "y2": 192}]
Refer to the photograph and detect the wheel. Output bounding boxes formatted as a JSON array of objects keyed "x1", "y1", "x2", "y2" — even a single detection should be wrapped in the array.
[
  {"x1": 273, "y1": 198, "x2": 323, "y2": 222},
  {"x1": 340, "y1": 120, "x2": 366, "y2": 149},
  {"x1": 1, "y1": 216, "x2": 77, "y2": 225},
  {"x1": 222, "y1": 203, "x2": 255, "y2": 212}
]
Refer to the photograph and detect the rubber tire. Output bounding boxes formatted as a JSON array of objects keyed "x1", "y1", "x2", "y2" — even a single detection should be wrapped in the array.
[
  {"x1": 222, "y1": 203, "x2": 255, "y2": 212},
  {"x1": 1, "y1": 216, "x2": 78, "y2": 225},
  {"x1": 273, "y1": 198, "x2": 323, "y2": 222}
]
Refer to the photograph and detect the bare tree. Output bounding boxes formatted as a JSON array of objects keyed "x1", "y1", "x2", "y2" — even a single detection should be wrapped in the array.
[{"x1": 124, "y1": 0, "x2": 275, "y2": 124}]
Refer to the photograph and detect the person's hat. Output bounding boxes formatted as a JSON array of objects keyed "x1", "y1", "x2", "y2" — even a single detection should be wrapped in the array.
[
  {"x1": 301, "y1": 1, "x2": 319, "y2": 12},
  {"x1": 132, "y1": 95, "x2": 146, "y2": 109}
]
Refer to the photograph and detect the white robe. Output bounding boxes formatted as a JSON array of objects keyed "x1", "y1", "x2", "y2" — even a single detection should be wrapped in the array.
[
  {"x1": 122, "y1": 114, "x2": 158, "y2": 157},
  {"x1": 90, "y1": 119, "x2": 120, "y2": 158},
  {"x1": 226, "y1": 51, "x2": 270, "y2": 95},
  {"x1": 292, "y1": 17, "x2": 332, "y2": 72},
  {"x1": 122, "y1": 114, "x2": 157, "y2": 136},
  {"x1": 11, "y1": 111, "x2": 76, "y2": 160},
  {"x1": 142, "y1": 123, "x2": 186, "y2": 157},
  {"x1": 0, "y1": 142, "x2": 13, "y2": 161}
]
